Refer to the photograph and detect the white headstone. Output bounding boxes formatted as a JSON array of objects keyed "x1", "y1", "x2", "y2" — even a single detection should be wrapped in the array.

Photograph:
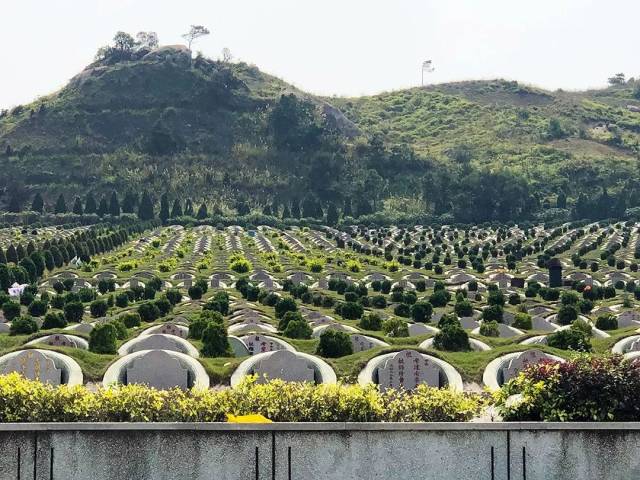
[
  {"x1": 502, "y1": 350, "x2": 553, "y2": 383},
  {"x1": 2, "y1": 350, "x2": 62, "y2": 385},
  {"x1": 126, "y1": 350, "x2": 189, "y2": 390},
  {"x1": 377, "y1": 350, "x2": 440, "y2": 391},
  {"x1": 253, "y1": 350, "x2": 315, "y2": 383}
]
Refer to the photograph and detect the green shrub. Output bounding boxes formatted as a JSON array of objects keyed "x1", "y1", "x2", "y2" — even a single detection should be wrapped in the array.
[
  {"x1": 512, "y1": 313, "x2": 532, "y2": 330},
  {"x1": 556, "y1": 305, "x2": 578, "y2": 325},
  {"x1": 546, "y1": 328, "x2": 591, "y2": 352},
  {"x1": 595, "y1": 314, "x2": 618, "y2": 331},
  {"x1": 275, "y1": 296, "x2": 297, "y2": 318},
  {"x1": 42, "y1": 312, "x2": 67, "y2": 330},
  {"x1": 229, "y1": 255, "x2": 251, "y2": 273},
  {"x1": 479, "y1": 321, "x2": 500, "y2": 337},
  {"x1": 27, "y1": 300, "x2": 47, "y2": 317},
  {"x1": 359, "y1": 312, "x2": 383, "y2": 330},
  {"x1": 316, "y1": 330, "x2": 353, "y2": 358},
  {"x1": 454, "y1": 300, "x2": 473, "y2": 317},
  {"x1": 0, "y1": 374, "x2": 484, "y2": 422},
  {"x1": 393, "y1": 303, "x2": 411, "y2": 318},
  {"x1": 165, "y1": 288, "x2": 182, "y2": 306},
  {"x1": 278, "y1": 311, "x2": 304, "y2": 331},
  {"x1": 283, "y1": 318, "x2": 312, "y2": 339},
  {"x1": 9, "y1": 315, "x2": 38, "y2": 335},
  {"x1": 188, "y1": 285, "x2": 203, "y2": 300},
  {"x1": 338, "y1": 301, "x2": 364, "y2": 320},
  {"x1": 382, "y1": 317, "x2": 409, "y2": 337},
  {"x1": 433, "y1": 323, "x2": 470, "y2": 351},
  {"x1": 371, "y1": 295, "x2": 387, "y2": 308},
  {"x1": 2, "y1": 302, "x2": 21, "y2": 322},
  {"x1": 429, "y1": 289, "x2": 450, "y2": 307},
  {"x1": 201, "y1": 322, "x2": 232, "y2": 357},
  {"x1": 115, "y1": 292, "x2": 129, "y2": 308},
  {"x1": 90, "y1": 299, "x2": 108, "y2": 318},
  {"x1": 63, "y1": 301, "x2": 84, "y2": 323},
  {"x1": 138, "y1": 302, "x2": 161, "y2": 322},
  {"x1": 482, "y1": 305, "x2": 503, "y2": 322},
  {"x1": 496, "y1": 355, "x2": 638, "y2": 421},
  {"x1": 89, "y1": 323, "x2": 117, "y2": 354},
  {"x1": 121, "y1": 312, "x2": 141, "y2": 328}
]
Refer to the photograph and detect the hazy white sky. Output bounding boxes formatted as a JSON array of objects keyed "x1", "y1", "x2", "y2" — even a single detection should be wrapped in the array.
[{"x1": 1, "y1": 0, "x2": 639, "y2": 109}]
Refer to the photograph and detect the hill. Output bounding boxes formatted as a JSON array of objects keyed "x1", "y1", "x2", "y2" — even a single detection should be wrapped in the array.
[{"x1": 1, "y1": 37, "x2": 640, "y2": 224}]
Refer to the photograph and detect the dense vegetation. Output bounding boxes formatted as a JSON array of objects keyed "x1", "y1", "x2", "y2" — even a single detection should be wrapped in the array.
[
  {"x1": 1, "y1": 33, "x2": 640, "y2": 224},
  {"x1": 0, "y1": 373, "x2": 483, "y2": 422}
]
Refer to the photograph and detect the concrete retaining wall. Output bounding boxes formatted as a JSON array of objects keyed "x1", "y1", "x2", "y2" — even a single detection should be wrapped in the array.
[{"x1": 1, "y1": 423, "x2": 640, "y2": 479}]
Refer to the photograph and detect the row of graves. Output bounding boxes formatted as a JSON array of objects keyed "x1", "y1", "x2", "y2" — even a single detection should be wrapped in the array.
[{"x1": 0, "y1": 221, "x2": 640, "y2": 393}]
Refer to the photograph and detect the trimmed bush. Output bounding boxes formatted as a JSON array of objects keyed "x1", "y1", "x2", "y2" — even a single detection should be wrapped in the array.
[
  {"x1": 283, "y1": 318, "x2": 312, "y2": 339},
  {"x1": 90, "y1": 299, "x2": 108, "y2": 318},
  {"x1": 411, "y1": 301, "x2": 433, "y2": 323},
  {"x1": 2, "y1": 302, "x2": 21, "y2": 322},
  {"x1": 63, "y1": 301, "x2": 84, "y2": 323},
  {"x1": 121, "y1": 312, "x2": 141, "y2": 328},
  {"x1": 201, "y1": 322, "x2": 232, "y2": 357},
  {"x1": 556, "y1": 305, "x2": 578, "y2": 326},
  {"x1": 479, "y1": 321, "x2": 500, "y2": 337},
  {"x1": 9, "y1": 315, "x2": 38, "y2": 335},
  {"x1": 0, "y1": 374, "x2": 484, "y2": 422},
  {"x1": 546, "y1": 328, "x2": 591, "y2": 352},
  {"x1": 433, "y1": 323, "x2": 470, "y2": 352},
  {"x1": 359, "y1": 313, "x2": 383, "y2": 331},
  {"x1": 138, "y1": 302, "x2": 161, "y2": 322},
  {"x1": 512, "y1": 313, "x2": 532, "y2": 330},
  {"x1": 89, "y1": 323, "x2": 117, "y2": 354},
  {"x1": 316, "y1": 330, "x2": 353, "y2": 358},
  {"x1": 42, "y1": 312, "x2": 67, "y2": 330},
  {"x1": 595, "y1": 314, "x2": 618, "y2": 331},
  {"x1": 382, "y1": 317, "x2": 409, "y2": 337}
]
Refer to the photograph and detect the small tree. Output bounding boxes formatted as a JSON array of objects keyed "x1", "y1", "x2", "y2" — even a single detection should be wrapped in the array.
[
  {"x1": 283, "y1": 317, "x2": 312, "y2": 339},
  {"x1": 182, "y1": 25, "x2": 210, "y2": 50},
  {"x1": 31, "y1": 193, "x2": 44, "y2": 213},
  {"x1": 201, "y1": 321, "x2": 232, "y2": 357},
  {"x1": 54, "y1": 194, "x2": 67, "y2": 214},
  {"x1": 316, "y1": 330, "x2": 353, "y2": 358},
  {"x1": 89, "y1": 323, "x2": 117, "y2": 354}
]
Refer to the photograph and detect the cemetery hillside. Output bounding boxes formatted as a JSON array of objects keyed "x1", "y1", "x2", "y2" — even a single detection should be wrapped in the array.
[
  {"x1": 4, "y1": 32, "x2": 640, "y2": 429},
  {"x1": 1, "y1": 33, "x2": 640, "y2": 225}
]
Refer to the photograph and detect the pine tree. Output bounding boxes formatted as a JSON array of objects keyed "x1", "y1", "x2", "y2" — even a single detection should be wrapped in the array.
[
  {"x1": 291, "y1": 200, "x2": 301, "y2": 219},
  {"x1": 31, "y1": 193, "x2": 44, "y2": 213},
  {"x1": 16, "y1": 244, "x2": 26, "y2": 261},
  {"x1": 262, "y1": 204, "x2": 272, "y2": 216},
  {"x1": 184, "y1": 199, "x2": 194, "y2": 217},
  {"x1": 556, "y1": 191, "x2": 567, "y2": 209},
  {"x1": 72, "y1": 196, "x2": 84, "y2": 215},
  {"x1": 159, "y1": 193, "x2": 170, "y2": 223},
  {"x1": 6, "y1": 245, "x2": 18, "y2": 264},
  {"x1": 54, "y1": 194, "x2": 67, "y2": 214},
  {"x1": 97, "y1": 196, "x2": 108, "y2": 217},
  {"x1": 138, "y1": 192, "x2": 155, "y2": 220},
  {"x1": 196, "y1": 202, "x2": 208, "y2": 219},
  {"x1": 282, "y1": 204, "x2": 291, "y2": 219},
  {"x1": 170, "y1": 199, "x2": 183, "y2": 218},
  {"x1": 0, "y1": 249, "x2": 6, "y2": 265},
  {"x1": 109, "y1": 191, "x2": 121, "y2": 216},
  {"x1": 84, "y1": 193, "x2": 97, "y2": 214},
  {"x1": 7, "y1": 195, "x2": 21, "y2": 213},
  {"x1": 343, "y1": 198, "x2": 353, "y2": 218},
  {"x1": 122, "y1": 192, "x2": 137, "y2": 214},
  {"x1": 326, "y1": 202, "x2": 339, "y2": 225}
]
